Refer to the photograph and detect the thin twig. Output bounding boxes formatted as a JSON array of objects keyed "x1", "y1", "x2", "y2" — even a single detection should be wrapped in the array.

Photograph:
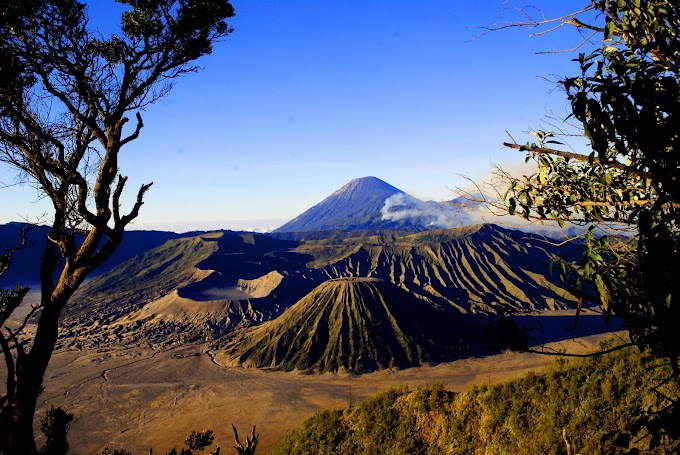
[{"x1": 528, "y1": 341, "x2": 634, "y2": 358}]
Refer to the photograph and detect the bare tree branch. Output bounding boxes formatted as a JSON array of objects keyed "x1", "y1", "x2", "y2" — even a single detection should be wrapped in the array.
[{"x1": 232, "y1": 424, "x2": 258, "y2": 455}]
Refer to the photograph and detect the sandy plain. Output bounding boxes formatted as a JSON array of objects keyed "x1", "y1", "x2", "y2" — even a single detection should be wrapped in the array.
[{"x1": 25, "y1": 308, "x2": 626, "y2": 455}]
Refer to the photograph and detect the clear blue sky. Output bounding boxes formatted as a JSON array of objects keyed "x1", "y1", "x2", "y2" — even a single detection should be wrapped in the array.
[{"x1": 0, "y1": 1, "x2": 592, "y2": 232}]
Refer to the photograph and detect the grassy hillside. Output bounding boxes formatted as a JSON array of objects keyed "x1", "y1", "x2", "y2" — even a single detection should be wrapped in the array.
[{"x1": 272, "y1": 342, "x2": 679, "y2": 454}]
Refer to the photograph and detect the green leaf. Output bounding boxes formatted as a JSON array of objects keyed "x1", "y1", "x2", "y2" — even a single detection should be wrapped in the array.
[
  {"x1": 594, "y1": 274, "x2": 611, "y2": 311},
  {"x1": 605, "y1": 21, "x2": 616, "y2": 40}
]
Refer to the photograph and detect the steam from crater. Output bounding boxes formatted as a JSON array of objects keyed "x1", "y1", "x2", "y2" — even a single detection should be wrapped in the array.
[
  {"x1": 380, "y1": 193, "x2": 578, "y2": 238},
  {"x1": 381, "y1": 193, "x2": 482, "y2": 229}
]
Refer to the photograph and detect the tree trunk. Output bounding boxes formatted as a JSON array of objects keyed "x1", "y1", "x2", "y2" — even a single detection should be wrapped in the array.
[{"x1": 8, "y1": 295, "x2": 68, "y2": 454}]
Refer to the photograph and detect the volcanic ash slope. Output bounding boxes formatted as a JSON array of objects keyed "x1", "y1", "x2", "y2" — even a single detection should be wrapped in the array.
[{"x1": 216, "y1": 277, "x2": 482, "y2": 374}]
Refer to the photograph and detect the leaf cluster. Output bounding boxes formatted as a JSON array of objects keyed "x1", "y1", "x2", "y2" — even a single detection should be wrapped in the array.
[{"x1": 501, "y1": 1, "x2": 680, "y2": 387}]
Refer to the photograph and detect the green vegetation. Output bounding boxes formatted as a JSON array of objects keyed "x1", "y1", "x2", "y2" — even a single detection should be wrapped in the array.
[
  {"x1": 272, "y1": 342, "x2": 679, "y2": 454},
  {"x1": 500, "y1": 0, "x2": 680, "y2": 373},
  {"x1": 488, "y1": 0, "x2": 680, "y2": 444}
]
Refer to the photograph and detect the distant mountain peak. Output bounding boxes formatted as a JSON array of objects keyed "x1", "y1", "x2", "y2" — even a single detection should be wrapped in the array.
[
  {"x1": 274, "y1": 176, "x2": 424, "y2": 233},
  {"x1": 334, "y1": 176, "x2": 397, "y2": 192}
]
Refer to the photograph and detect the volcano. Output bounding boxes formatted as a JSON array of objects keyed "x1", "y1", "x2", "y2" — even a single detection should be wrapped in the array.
[
  {"x1": 220, "y1": 277, "x2": 482, "y2": 373},
  {"x1": 274, "y1": 176, "x2": 426, "y2": 233}
]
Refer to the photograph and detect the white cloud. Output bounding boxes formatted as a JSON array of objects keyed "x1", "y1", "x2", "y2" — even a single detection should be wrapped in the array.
[{"x1": 380, "y1": 193, "x2": 585, "y2": 240}]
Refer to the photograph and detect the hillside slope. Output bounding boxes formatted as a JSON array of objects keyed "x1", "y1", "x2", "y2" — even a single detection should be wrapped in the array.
[
  {"x1": 307, "y1": 224, "x2": 579, "y2": 314},
  {"x1": 61, "y1": 231, "x2": 314, "y2": 348},
  {"x1": 219, "y1": 278, "x2": 480, "y2": 373},
  {"x1": 272, "y1": 344, "x2": 678, "y2": 454},
  {"x1": 61, "y1": 224, "x2": 581, "y2": 350},
  {"x1": 0, "y1": 222, "x2": 181, "y2": 287}
]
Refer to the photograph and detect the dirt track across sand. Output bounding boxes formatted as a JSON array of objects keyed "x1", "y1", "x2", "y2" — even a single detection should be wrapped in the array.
[{"x1": 33, "y1": 309, "x2": 626, "y2": 455}]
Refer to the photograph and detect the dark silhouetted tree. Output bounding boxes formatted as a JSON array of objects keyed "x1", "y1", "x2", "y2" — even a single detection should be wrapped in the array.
[
  {"x1": 38, "y1": 406, "x2": 73, "y2": 455},
  {"x1": 0, "y1": 1, "x2": 234, "y2": 453},
  {"x1": 185, "y1": 430, "x2": 214, "y2": 454},
  {"x1": 231, "y1": 425, "x2": 258, "y2": 455}
]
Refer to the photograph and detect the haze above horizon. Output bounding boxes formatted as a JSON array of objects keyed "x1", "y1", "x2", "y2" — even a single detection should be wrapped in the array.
[{"x1": 0, "y1": 1, "x2": 590, "y2": 233}]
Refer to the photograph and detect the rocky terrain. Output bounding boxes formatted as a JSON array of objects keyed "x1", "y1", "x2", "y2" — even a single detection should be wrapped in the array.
[
  {"x1": 0, "y1": 175, "x2": 622, "y2": 453},
  {"x1": 52, "y1": 223, "x2": 582, "y2": 373}
]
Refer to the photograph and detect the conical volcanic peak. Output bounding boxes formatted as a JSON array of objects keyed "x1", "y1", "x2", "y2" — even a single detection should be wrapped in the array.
[
  {"x1": 274, "y1": 177, "x2": 425, "y2": 233},
  {"x1": 331, "y1": 176, "x2": 402, "y2": 199},
  {"x1": 221, "y1": 277, "x2": 480, "y2": 373}
]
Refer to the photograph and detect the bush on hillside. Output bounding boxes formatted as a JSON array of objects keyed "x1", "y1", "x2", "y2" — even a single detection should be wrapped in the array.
[{"x1": 272, "y1": 341, "x2": 679, "y2": 454}]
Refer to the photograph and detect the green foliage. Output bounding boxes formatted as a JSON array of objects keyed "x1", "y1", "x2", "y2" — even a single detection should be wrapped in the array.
[
  {"x1": 272, "y1": 344, "x2": 679, "y2": 454},
  {"x1": 499, "y1": 2, "x2": 680, "y2": 443},
  {"x1": 504, "y1": 0, "x2": 680, "y2": 369}
]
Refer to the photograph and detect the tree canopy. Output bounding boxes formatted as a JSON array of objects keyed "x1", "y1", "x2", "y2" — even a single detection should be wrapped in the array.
[{"x1": 492, "y1": 0, "x2": 679, "y2": 447}]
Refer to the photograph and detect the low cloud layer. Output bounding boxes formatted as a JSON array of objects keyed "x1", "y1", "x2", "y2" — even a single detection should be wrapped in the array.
[{"x1": 381, "y1": 193, "x2": 582, "y2": 239}]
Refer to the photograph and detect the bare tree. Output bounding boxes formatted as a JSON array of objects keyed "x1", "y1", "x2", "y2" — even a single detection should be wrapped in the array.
[
  {"x1": 231, "y1": 424, "x2": 258, "y2": 455},
  {"x1": 0, "y1": 1, "x2": 235, "y2": 452}
]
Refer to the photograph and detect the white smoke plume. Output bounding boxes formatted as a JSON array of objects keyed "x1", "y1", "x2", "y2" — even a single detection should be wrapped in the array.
[
  {"x1": 381, "y1": 193, "x2": 584, "y2": 239},
  {"x1": 381, "y1": 193, "x2": 499, "y2": 228}
]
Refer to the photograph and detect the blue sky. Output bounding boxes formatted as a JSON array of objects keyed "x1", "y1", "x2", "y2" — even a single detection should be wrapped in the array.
[{"x1": 0, "y1": 1, "x2": 594, "y2": 232}]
